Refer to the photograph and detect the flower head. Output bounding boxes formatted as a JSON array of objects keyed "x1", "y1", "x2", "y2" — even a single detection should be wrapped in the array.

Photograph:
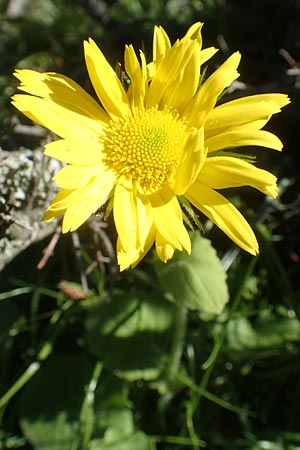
[{"x1": 12, "y1": 23, "x2": 290, "y2": 270}]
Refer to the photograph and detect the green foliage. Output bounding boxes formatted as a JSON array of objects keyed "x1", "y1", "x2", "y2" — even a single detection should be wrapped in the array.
[{"x1": 1, "y1": 221, "x2": 299, "y2": 449}]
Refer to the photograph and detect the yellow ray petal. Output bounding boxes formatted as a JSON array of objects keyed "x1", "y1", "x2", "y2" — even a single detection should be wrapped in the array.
[
  {"x1": 62, "y1": 197, "x2": 103, "y2": 232},
  {"x1": 139, "y1": 50, "x2": 148, "y2": 97},
  {"x1": 124, "y1": 44, "x2": 145, "y2": 110},
  {"x1": 161, "y1": 40, "x2": 201, "y2": 111},
  {"x1": 183, "y1": 52, "x2": 241, "y2": 128},
  {"x1": 113, "y1": 179, "x2": 137, "y2": 250},
  {"x1": 42, "y1": 189, "x2": 73, "y2": 222},
  {"x1": 117, "y1": 224, "x2": 156, "y2": 271},
  {"x1": 113, "y1": 177, "x2": 153, "y2": 252},
  {"x1": 42, "y1": 208, "x2": 63, "y2": 223},
  {"x1": 53, "y1": 164, "x2": 106, "y2": 189},
  {"x1": 183, "y1": 22, "x2": 203, "y2": 45},
  {"x1": 134, "y1": 189, "x2": 154, "y2": 248},
  {"x1": 84, "y1": 38, "x2": 131, "y2": 119},
  {"x1": 173, "y1": 128, "x2": 206, "y2": 195},
  {"x1": 153, "y1": 25, "x2": 171, "y2": 63},
  {"x1": 200, "y1": 47, "x2": 218, "y2": 65},
  {"x1": 205, "y1": 93, "x2": 290, "y2": 138},
  {"x1": 116, "y1": 241, "x2": 141, "y2": 272},
  {"x1": 200, "y1": 156, "x2": 278, "y2": 197},
  {"x1": 216, "y1": 93, "x2": 290, "y2": 111},
  {"x1": 155, "y1": 233, "x2": 176, "y2": 263},
  {"x1": 44, "y1": 139, "x2": 103, "y2": 165},
  {"x1": 44, "y1": 189, "x2": 78, "y2": 213},
  {"x1": 147, "y1": 61, "x2": 155, "y2": 80},
  {"x1": 13, "y1": 69, "x2": 109, "y2": 125},
  {"x1": 146, "y1": 39, "x2": 195, "y2": 109},
  {"x1": 12, "y1": 94, "x2": 103, "y2": 142},
  {"x1": 205, "y1": 129, "x2": 284, "y2": 153},
  {"x1": 45, "y1": 170, "x2": 115, "y2": 213},
  {"x1": 186, "y1": 181, "x2": 259, "y2": 255},
  {"x1": 151, "y1": 188, "x2": 191, "y2": 254}
]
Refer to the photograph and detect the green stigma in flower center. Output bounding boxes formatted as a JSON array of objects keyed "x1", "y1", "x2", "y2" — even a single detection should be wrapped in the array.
[{"x1": 103, "y1": 108, "x2": 188, "y2": 193}]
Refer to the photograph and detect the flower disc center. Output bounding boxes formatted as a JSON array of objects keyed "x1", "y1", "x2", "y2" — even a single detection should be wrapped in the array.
[{"x1": 103, "y1": 108, "x2": 187, "y2": 193}]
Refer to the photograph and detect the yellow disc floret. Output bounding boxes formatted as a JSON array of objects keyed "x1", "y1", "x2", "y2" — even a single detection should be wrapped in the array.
[{"x1": 103, "y1": 107, "x2": 188, "y2": 193}]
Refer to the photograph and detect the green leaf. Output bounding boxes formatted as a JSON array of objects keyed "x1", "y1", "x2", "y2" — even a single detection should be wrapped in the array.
[
  {"x1": 85, "y1": 290, "x2": 177, "y2": 381},
  {"x1": 154, "y1": 233, "x2": 229, "y2": 314}
]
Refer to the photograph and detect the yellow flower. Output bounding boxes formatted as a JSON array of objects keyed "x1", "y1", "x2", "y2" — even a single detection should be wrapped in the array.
[{"x1": 12, "y1": 23, "x2": 290, "y2": 270}]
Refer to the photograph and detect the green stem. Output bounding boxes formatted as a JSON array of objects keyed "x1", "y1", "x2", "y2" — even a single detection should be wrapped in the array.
[
  {"x1": 0, "y1": 287, "x2": 33, "y2": 301},
  {"x1": 150, "y1": 434, "x2": 206, "y2": 447},
  {"x1": 176, "y1": 371, "x2": 255, "y2": 417},
  {"x1": 0, "y1": 361, "x2": 40, "y2": 411}
]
